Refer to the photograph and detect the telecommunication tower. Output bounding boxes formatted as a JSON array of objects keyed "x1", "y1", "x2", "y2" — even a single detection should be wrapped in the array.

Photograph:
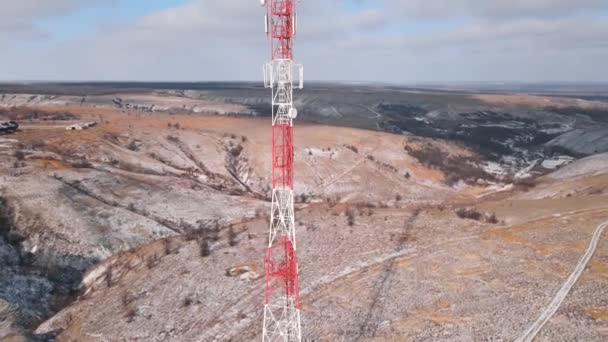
[{"x1": 260, "y1": 0, "x2": 304, "y2": 341}]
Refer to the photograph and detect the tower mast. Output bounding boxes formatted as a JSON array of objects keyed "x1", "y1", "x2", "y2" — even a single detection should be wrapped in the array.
[{"x1": 260, "y1": 0, "x2": 304, "y2": 341}]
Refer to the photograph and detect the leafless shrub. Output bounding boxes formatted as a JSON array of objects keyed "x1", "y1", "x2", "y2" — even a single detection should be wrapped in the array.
[
  {"x1": 359, "y1": 202, "x2": 376, "y2": 209},
  {"x1": 127, "y1": 140, "x2": 139, "y2": 152},
  {"x1": 122, "y1": 291, "x2": 135, "y2": 307},
  {"x1": 514, "y1": 177, "x2": 537, "y2": 190},
  {"x1": 29, "y1": 139, "x2": 47, "y2": 150},
  {"x1": 14, "y1": 150, "x2": 25, "y2": 161},
  {"x1": 71, "y1": 159, "x2": 93, "y2": 169},
  {"x1": 166, "y1": 135, "x2": 180, "y2": 143},
  {"x1": 344, "y1": 144, "x2": 359, "y2": 153},
  {"x1": 486, "y1": 212, "x2": 499, "y2": 224},
  {"x1": 229, "y1": 144, "x2": 244, "y2": 157},
  {"x1": 104, "y1": 265, "x2": 114, "y2": 288},
  {"x1": 199, "y1": 239, "x2": 210, "y2": 257},
  {"x1": 103, "y1": 132, "x2": 120, "y2": 143},
  {"x1": 184, "y1": 229, "x2": 202, "y2": 242},
  {"x1": 298, "y1": 193, "x2": 310, "y2": 203},
  {"x1": 405, "y1": 144, "x2": 493, "y2": 185},
  {"x1": 354, "y1": 203, "x2": 374, "y2": 216},
  {"x1": 396, "y1": 233, "x2": 413, "y2": 245},
  {"x1": 162, "y1": 239, "x2": 172, "y2": 256},
  {"x1": 188, "y1": 220, "x2": 220, "y2": 258},
  {"x1": 455, "y1": 207, "x2": 483, "y2": 221},
  {"x1": 306, "y1": 224, "x2": 318, "y2": 232},
  {"x1": 375, "y1": 160, "x2": 398, "y2": 173},
  {"x1": 228, "y1": 227, "x2": 238, "y2": 247},
  {"x1": 446, "y1": 174, "x2": 461, "y2": 186},
  {"x1": 182, "y1": 297, "x2": 193, "y2": 307},
  {"x1": 146, "y1": 254, "x2": 159, "y2": 269},
  {"x1": 255, "y1": 207, "x2": 265, "y2": 218},
  {"x1": 178, "y1": 219, "x2": 192, "y2": 232},
  {"x1": 325, "y1": 196, "x2": 340, "y2": 208},
  {"x1": 589, "y1": 188, "x2": 603, "y2": 195},
  {"x1": 124, "y1": 306, "x2": 137, "y2": 323},
  {"x1": 210, "y1": 221, "x2": 221, "y2": 241},
  {"x1": 455, "y1": 207, "x2": 499, "y2": 224},
  {"x1": 118, "y1": 162, "x2": 138, "y2": 173},
  {"x1": 0, "y1": 302, "x2": 16, "y2": 329},
  {"x1": 404, "y1": 172, "x2": 411, "y2": 179},
  {"x1": 346, "y1": 208, "x2": 356, "y2": 226},
  {"x1": 395, "y1": 194, "x2": 402, "y2": 202}
]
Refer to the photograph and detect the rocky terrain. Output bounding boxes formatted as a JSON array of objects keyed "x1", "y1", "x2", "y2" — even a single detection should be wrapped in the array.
[{"x1": 0, "y1": 83, "x2": 607, "y2": 341}]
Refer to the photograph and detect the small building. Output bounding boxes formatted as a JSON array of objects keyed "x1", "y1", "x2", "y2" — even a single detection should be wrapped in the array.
[
  {"x1": 66, "y1": 124, "x2": 83, "y2": 130},
  {"x1": 66, "y1": 122, "x2": 97, "y2": 130}
]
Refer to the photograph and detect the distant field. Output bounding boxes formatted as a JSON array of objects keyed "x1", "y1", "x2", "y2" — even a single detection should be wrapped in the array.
[{"x1": 1, "y1": 82, "x2": 607, "y2": 175}]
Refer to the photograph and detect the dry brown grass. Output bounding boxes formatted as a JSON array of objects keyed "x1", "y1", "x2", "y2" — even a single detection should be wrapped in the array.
[
  {"x1": 584, "y1": 307, "x2": 608, "y2": 321},
  {"x1": 473, "y1": 93, "x2": 608, "y2": 110},
  {"x1": 589, "y1": 260, "x2": 608, "y2": 277},
  {"x1": 30, "y1": 159, "x2": 72, "y2": 171}
]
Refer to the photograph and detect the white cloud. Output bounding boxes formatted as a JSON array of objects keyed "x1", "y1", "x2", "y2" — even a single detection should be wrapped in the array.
[
  {"x1": 0, "y1": 0, "x2": 606, "y2": 82},
  {"x1": 0, "y1": 0, "x2": 112, "y2": 40},
  {"x1": 390, "y1": 0, "x2": 608, "y2": 19}
]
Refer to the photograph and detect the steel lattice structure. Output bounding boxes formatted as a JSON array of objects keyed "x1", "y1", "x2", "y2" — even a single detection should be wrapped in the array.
[{"x1": 260, "y1": 0, "x2": 303, "y2": 341}]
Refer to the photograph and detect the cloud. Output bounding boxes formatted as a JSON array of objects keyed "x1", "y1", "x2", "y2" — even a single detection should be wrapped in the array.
[
  {"x1": 378, "y1": 18, "x2": 608, "y2": 52},
  {"x1": 343, "y1": 9, "x2": 387, "y2": 30},
  {"x1": 19, "y1": 0, "x2": 378, "y2": 80},
  {"x1": 61, "y1": 0, "x2": 267, "y2": 80},
  {"x1": 0, "y1": 0, "x2": 113, "y2": 42},
  {"x1": 0, "y1": 0, "x2": 606, "y2": 82},
  {"x1": 390, "y1": 0, "x2": 608, "y2": 19}
]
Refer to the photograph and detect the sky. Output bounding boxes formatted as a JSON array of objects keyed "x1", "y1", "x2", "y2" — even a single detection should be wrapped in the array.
[{"x1": 0, "y1": 0, "x2": 607, "y2": 83}]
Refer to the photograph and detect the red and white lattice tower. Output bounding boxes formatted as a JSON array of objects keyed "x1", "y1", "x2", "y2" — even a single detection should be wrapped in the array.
[{"x1": 260, "y1": 0, "x2": 304, "y2": 341}]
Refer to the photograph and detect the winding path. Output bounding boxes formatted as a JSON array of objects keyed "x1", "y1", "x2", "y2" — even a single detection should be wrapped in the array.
[{"x1": 516, "y1": 219, "x2": 608, "y2": 342}]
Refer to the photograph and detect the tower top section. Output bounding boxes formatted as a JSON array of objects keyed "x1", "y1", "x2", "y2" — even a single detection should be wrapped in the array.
[{"x1": 262, "y1": 0, "x2": 297, "y2": 60}]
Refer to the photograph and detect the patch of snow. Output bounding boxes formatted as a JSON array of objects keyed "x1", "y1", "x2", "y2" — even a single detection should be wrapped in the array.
[
  {"x1": 413, "y1": 117, "x2": 430, "y2": 124},
  {"x1": 475, "y1": 184, "x2": 514, "y2": 198},
  {"x1": 515, "y1": 160, "x2": 539, "y2": 179},
  {"x1": 483, "y1": 162, "x2": 506, "y2": 177},
  {"x1": 0, "y1": 138, "x2": 17, "y2": 149},
  {"x1": 541, "y1": 156, "x2": 575, "y2": 169},
  {"x1": 541, "y1": 123, "x2": 572, "y2": 135},
  {"x1": 548, "y1": 152, "x2": 608, "y2": 179},
  {"x1": 424, "y1": 110, "x2": 442, "y2": 119},
  {"x1": 306, "y1": 147, "x2": 338, "y2": 158}
]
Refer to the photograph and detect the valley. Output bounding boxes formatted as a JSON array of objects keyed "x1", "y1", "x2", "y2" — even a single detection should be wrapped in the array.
[{"x1": 0, "y1": 83, "x2": 607, "y2": 341}]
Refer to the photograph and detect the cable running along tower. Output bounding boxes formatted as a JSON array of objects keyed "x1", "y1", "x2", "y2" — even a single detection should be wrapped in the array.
[{"x1": 260, "y1": 0, "x2": 304, "y2": 341}]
